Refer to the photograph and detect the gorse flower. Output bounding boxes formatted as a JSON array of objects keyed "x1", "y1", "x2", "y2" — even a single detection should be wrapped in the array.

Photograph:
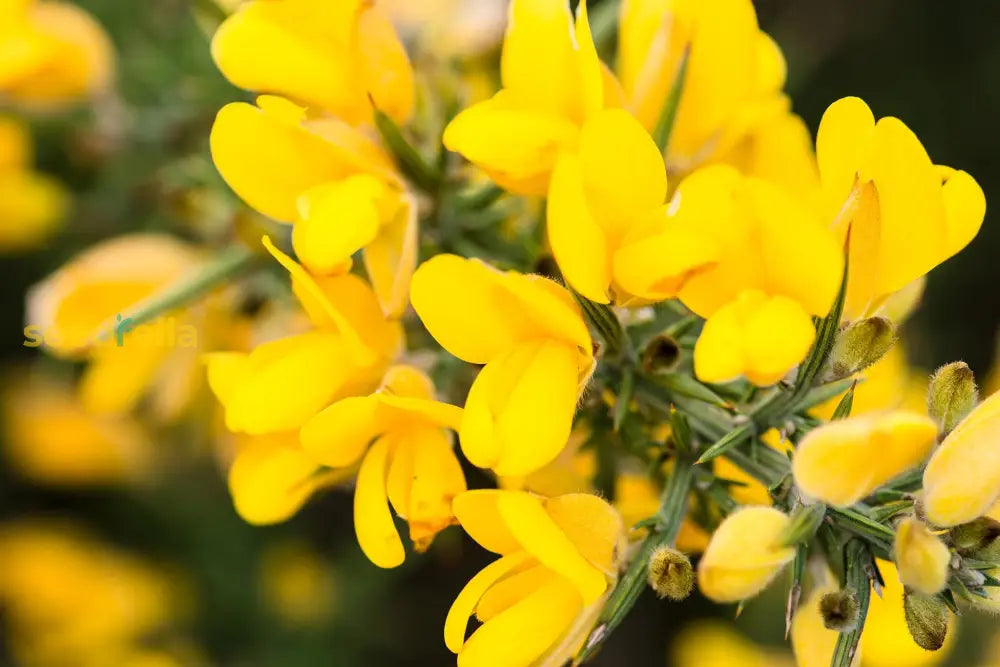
[
  {"x1": 893, "y1": 516, "x2": 950, "y2": 595},
  {"x1": 816, "y1": 96, "x2": 986, "y2": 320},
  {"x1": 445, "y1": 490, "x2": 624, "y2": 667},
  {"x1": 696, "y1": 506, "x2": 796, "y2": 603},
  {"x1": 792, "y1": 410, "x2": 938, "y2": 507},
  {"x1": 0, "y1": 115, "x2": 66, "y2": 251},
  {"x1": 410, "y1": 254, "x2": 594, "y2": 477}
]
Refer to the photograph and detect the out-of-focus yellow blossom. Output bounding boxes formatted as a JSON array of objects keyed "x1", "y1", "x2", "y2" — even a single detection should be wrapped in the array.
[
  {"x1": 816, "y1": 97, "x2": 985, "y2": 321},
  {"x1": 410, "y1": 254, "x2": 594, "y2": 477},
  {"x1": 793, "y1": 410, "x2": 937, "y2": 507},
  {"x1": 26, "y1": 234, "x2": 211, "y2": 419},
  {"x1": 2, "y1": 370, "x2": 154, "y2": 486},
  {"x1": 259, "y1": 540, "x2": 336, "y2": 627},
  {"x1": 862, "y1": 560, "x2": 955, "y2": 667},
  {"x1": 206, "y1": 240, "x2": 401, "y2": 435},
  {"x1": 0, "y1": 522, "x2": 178, "y2": 667},
  {"x1": 301, "y1": 365, "x2": 465, "y2": 568},
  {"x1": 697, "y1": 506, "x2": 795, "y2": 603},
  {"x1": 445, "y1": 490, "x2": 624, "y2": 667},
  {"x1": 613, "y1": 472, "x2": 710, "y2": 553},
  {"x1": 669, "y1": 166, "x2": 843, "y2": 385},
  {"x1": 0, "y1": 0, "x2": 114, "y2": 106},
  {"x1": 212, "y1": 0, "x2": 413, "y2": 124},
  {"x1": 792, "y1": 581, "x2": 857, "y2": 667},
  {"x1": 893, "y1": 516, "x2": 950, "y2": 595},
  {"x1": 0, "y1": 116, "x2": 66, "y2": 251},
  {"x1": 714, "y1": 428, "x2": 792, "y2": 506},
  {"x1": 210, "y1": 96, "x2": 417, "y2": 315},
  {"x1": 673, "y1": 620, "x2": 794, "y2": 667},
  {"x1": 443, "y1": 0, "x2": 612, "y2": 197},
  {"x1": 923, "y1": 389, "x2": 1000, "y2": 527},
  {"x1": 382, "y1": 0, "x2": 506, "y2": 58},
  {"x1": 547, "y1": 108, "x2": 718, "y2": 304}
]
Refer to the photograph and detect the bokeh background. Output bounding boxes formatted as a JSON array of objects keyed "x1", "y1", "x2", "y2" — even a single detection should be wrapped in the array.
[{"x1": 2, "y1": 0, "x2": 999, "y2": 665}]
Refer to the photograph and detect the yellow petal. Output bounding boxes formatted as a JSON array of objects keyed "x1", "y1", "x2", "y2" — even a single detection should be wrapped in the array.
[
  {"x1": 923, "y1": 390, "x2": 1000, "y2": 526},
  {"x1": 291, "y1": 176, "x2": 385, "y2": 276},
  {"x1": 444, "y1": 552, "x2": 533, "y2": 654},
  {"x1": 363, "y1": 193, "x2": 418, "y2": 317},
  {"x1": 816, "y1": 96, "x2": 876, "y2": 216},
  {"x1": 458, "y1": 576, "x2": 582, "y2": 667},
  {"x1": 354, "y1": 436, "x2": 405, "y2": 568},
  {"x1": 497, "y1": 491, "x2": 607, "y2": 604},
  {"x1": 939, "y1": 166, "x2": 986, "y2": 258},
  {"x1": 574, "y1": 0, "x2": 603, "y2": 121},
  {"x1": 793, "y1": 411, "x2": 938, "y2": 507},
  {"x1": 544, "y1": 493, "x2": 624, "y2": 576},
  {"x1": 406, "y1": 426, "x2": 466, "y2": 548},
  {"x1": 894, "y1": 516, "x2": 950, "y2": 595},
  {"x1": 299, "y1": 395, "x2": 380, "y2": 468},
  {"x1": 612, "y1": 215, "x2": 718, "y2": 301},
  {"x1": 546, "y1": 150, "x2": 611, "y2": 302},
  {"x1": 210, "y1": 98, "x2": 358, "y2": 222},
  {"x1": 203, "y1": 351, "x2": 249, "y2": 406},
  {"x1": 791, "y1": 583, "x2": 845, "y2": 667},
  {"x1": 79, "y1": 338, "x2": 169, "y2": 415},
  {"x1": 475, "y1": 564, "x2": 555, "y2": 621},
  {"x1": 453, "y1": 490, "x2": 523, "y2": 555},
  {"x1": 460, "y1": 340, "x2": 580, "y2": 476}
]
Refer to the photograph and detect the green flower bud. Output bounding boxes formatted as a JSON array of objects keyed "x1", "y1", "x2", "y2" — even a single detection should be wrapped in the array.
[
  {"x1": 903, "y1": 589, "x2": 949, "y2": 651},
  {"x1": 826, "y1": 316, "x2": 896, "y2": 381},
  {"x1": 950, "y1": 517, "x2": 1000, "y2": 562},
  {"x1": 820, "y1": 589, "x2": 860, "y2": 631},
  {"x1": 778, "y1": 502, "x2": 826, "y2": 547},
  {"x1": 928, "y1": 362, "x2": 978, "y2": 434},
  {"x1": 641, "y1": 334, "x2": 681, "y2": 375},
  {"x1": 647, "y1": 546, "x2": 694, "y2": 601}
]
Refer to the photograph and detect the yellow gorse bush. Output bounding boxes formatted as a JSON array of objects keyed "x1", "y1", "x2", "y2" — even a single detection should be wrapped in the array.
[{"x1": 25, "y1": 0, "x2": 997, "y2": 665}]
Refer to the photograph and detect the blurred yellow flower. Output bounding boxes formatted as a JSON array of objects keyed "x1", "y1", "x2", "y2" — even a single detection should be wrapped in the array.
[
  {"x1": 259, "y1": 539, "x2": 336, "y2": 627},
  {"x1": 0, "y1": 115, "x2": 66, "y2": 251},
  {"x1": 793, "y1": 410, "x2": 937, "y2": 507},
  {"x1": 893, "y1": 516, "x2": 950, "y2": 595},
  {"x1": 923, "y1": 389, "x2": 1000, "y2": 527},
  {"x1": 816, "y1": 96, "x2": 985, "y2": 320},
  {"x1": 670, "y1": 166, "x2": 843, "y2": 385},
  {"x1": 673, "y1": 620, "x2": 793, "y2": 667},
  {"x1": 410, "y1": 254, "x2": 594, "y2": 477},
  {"x1": 301, "y1": 365, "x2": 465, "y2": 568},
  {"x1": 0, "y1": 0, "x2": 115, "y2": 106},
  {"x1": 445, "y1": 490, "x2": 624, "y2": 667},
  {"x1": 212, "y1": 0, "x2": 413, "y2": 124},
  {"x1": 697, "y1": 506, "x2": 795, "y2": 602}
]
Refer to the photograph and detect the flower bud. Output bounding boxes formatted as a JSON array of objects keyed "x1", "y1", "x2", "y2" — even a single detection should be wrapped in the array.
[
  {"x1": 903, "y1": 590, "x2": 949, "y2": 651},
  {"x1": 647, "y1": 546, "x2": 694, "y2": 601},
  {"x1": 927, "y1": 362, "x2": 977, "y2": 434},
  {"x1": 819, "y1": 589, "x2": 860, "y2": 631},
  {"x1": 949, "y1": 517, "x2": 1000, "y2": 562},
  {"x1": 826, "y1": 316, "x2": 896, "y2": 381},
  {"x1": 697, "y1": 507, "x2": 796, "y2": 603},
  {"x1": 641, "y1": 334, "x2": 681, "y2": 374},
  {"x1": 779, "y1": 502, "x2": 827, "y2": 547},
  {"x1": 894, "y1": 516, "x2": 951, "y2": 595}
]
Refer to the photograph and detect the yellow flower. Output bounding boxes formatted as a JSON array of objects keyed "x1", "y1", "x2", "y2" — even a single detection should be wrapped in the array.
[
  {"x1": 862, "y1": 560, "x2": 955, "y2": 667},
  {"x1": 547, "y1": 108, "x2": 718, "y2": 304},
  {"x1": 210, "y1": 96, "x2": 417, "y2": 315},
  {"x1": 206, "y1": 240, "x2": 402, "y2": 435},
  {"x1": 792, "y1": 410, "x2": 937, "y2": 507},
  {"x1": 696, "y1": 506, "x2": 795, "y2": 602},
  {"x1": 211, "y1": 0, "x2": 414, "y2": 124},
  {"x1": 443, "y1": 0, "x2": 609, "y2": 196},
  {"x1": 0, "y1": 0, "x2": 114, "y2": 106},
  {"x1": 0, "y1": 116, "x2": 66, "y2": 251},
  {"x1": 923, "y1": 389, "x2": 1000, "y2": 527},
  {"x1": 2, "y1": 368, "x2": 154, "y2": 486},
  {"x1": 0, "y1": 522, "x2": 177, "y2": 666},
  {"x1": 816, "y1": 96, "x2": 985, "y2": 320},
  {"x1": 301, "y1": 365, "x2": 466, "y2": 568},
  {"x1": 893, "y1": 516, "x2": 950, "y2": 595},
  {"x1": 674, "y1": 620, "x2": 793, "y2": 667},
  {"x1": 445, "y1": 490, "x2": 624, "y2": 667},
  {"x1": 410, "y1": 254, "x2": 594, "y2": 477},
  {"x1": 259, "y1": 540, "x2": 336, "y2": 627},
  {"x1": 670, "y1": 165, "x2": 843, "y2": 385}
]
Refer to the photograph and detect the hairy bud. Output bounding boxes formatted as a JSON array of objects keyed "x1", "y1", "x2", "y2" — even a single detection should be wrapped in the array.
[
  {"x1": 928, "y1": 362, "x2": 978, "y2": 434},
  {"x1": 647, "y1": 546, "x2": 694, "y2": 601},
  {"x1": 641, "y1": 334, "x2": 681, "y2": 374},
  {"x1": 826, "y1": 316, "x2": 896, "y2": 380},
  {"x1": 903, "y1": 589, "x2": 949, "y2": 650},
  {"x1": 819, "y1": 589, "x2": 860, "y2": 631},
  {"x1": 950, "y1": 517, "x2": 1000, "y2": 562}
]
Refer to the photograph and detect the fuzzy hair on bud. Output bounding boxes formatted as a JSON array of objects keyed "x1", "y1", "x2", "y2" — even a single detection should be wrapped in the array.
[
  {"x1": 903, "y1": 589, "x2": 949, "y2": 651},
  {"x1": 819, "y1": 589, "x2": 860, "y2": 631},
  {"x1": 647, "y1": 546, "x2": 694, "y2": 601},
  {"x1": 826, "y1": 316, "x2": 896, "y2": 381},
  {"x1": 927, "y1": 362, "x2": 978, "y2": 434},
  {"x1": 894, "y1": 516, "x2": 951, "y2": 595}
]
